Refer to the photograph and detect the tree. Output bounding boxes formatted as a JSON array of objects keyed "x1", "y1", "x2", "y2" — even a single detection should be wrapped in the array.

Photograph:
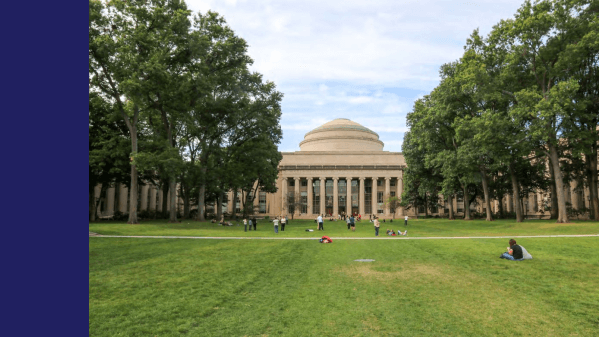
[
  {"x1": 282, "y1": 191, "x2": 304, "y2": 219},
  {"x1": 384, "y1": 195, "x2": 401, "y2": 219}
]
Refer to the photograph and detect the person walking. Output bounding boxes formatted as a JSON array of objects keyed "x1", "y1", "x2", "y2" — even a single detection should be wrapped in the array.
[
  {"x1": 281, "y1": 216, "x2": 286, "y2": 231},
  {"x1": 252, "y1": 216, "x2": 257, "y2": 231},
  {"x1": 373, "y1": 216, "x2": 380, "y2": 236},
  {"x1": 346, "y1": 215, "x2": 351, "y2": 230},
  {"x1": 243, "y1": 218, "x2": 248, "y2": 232},
  {"x1": 248, "y1": 218, "x2": 253, "y2": 231},
  {"x1": 273, "y1": 217, "x2": 279, "y2": 233},
  {"x1": 404, "y1": 215, "x2": 408, "y2": 226},
  {"x1": 350, "y1": 214, "x2": 356, "y2": 232},
  {"x1": 317, "y1": 214, "x2": 324, "y2": 231}
]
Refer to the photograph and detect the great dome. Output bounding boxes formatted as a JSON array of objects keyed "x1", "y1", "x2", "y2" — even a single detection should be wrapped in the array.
[{"x1": 299, "y1": 118, "x2": 384, "y2": 151}]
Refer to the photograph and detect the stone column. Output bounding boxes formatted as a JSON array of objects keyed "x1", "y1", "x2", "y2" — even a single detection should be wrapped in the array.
[
  {"x1": 294, "y1": 177, "x2": 301, "y2": 216},
  {"x1": 282, "y1": 177, "x2": 288, "y2": 216},
  {"x1": 385, "y1": 177, "x2": 391, "y2": 216},
  {"x1": 307, "y1": 177, "x2": 313, "y2": 215},
  {"x1": 372, "y1": 177, "x2": 378, "y2": 216},
  {"x1": 141, "y1": 185, "x2": 148, "y2": 211},
  {"x1": 320, "y1": 177, "x2": 326, "y2": 216},
  {"x1": 149, "y1": 186, "x2": 156, "y2": 211},
  {"x1": 106, "y1": 186, "x2": 115, "y2": 215},
  {"x1": 359, "y1": 177, "x2": 365, "y2": 215},
  {"x1": 333, "y1": 177, "x2": 339, "y2": 217},
  {"x1": 398, "y1": 171, "x2": 404, "y2": 216},
  {"x1": 346, "y1": 177, "x2": 352, "y2": 215},
  {"x1": 506, "y1": 194, "x2": 513, "y2": 213}
]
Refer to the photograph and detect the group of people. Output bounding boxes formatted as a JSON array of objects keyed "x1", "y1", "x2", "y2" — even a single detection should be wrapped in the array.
[
  {"x1": 271, "y1": 216, "x2": 289, "y2": 233},
  {"x1": 386, "y1": 229, "x2": 407, "y2": 236},
  {"x1": 242, "y1": 217, "x2": 258, "y2": 232}
]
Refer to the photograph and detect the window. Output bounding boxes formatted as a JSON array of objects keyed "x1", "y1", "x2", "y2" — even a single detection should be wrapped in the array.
[
  {"x1": 377, "y1": 180, "x2": 383, "y2": 186},
  {"x1": 364, "y1": 179, "x2": 372, "y2": 214},
  {"x1": 390, "y1": 191, "x2": 395, "y2": 197},
  {"x1": 313, "y1": 180, "x2": 320, "y2": 214},
  {"x1": 390, "y1": 179, "x2": 396, "y2": 187},
  {"x1": 301, "y1": 192, "x2": 308, "y2": 213},
  {"x1": 431, "y1": 206, "x2": 438, "y2": 213},
  {"x1": 377, "y1": 192, "x2": 384, "y2": 203},
  {"x1": 418, "y1": 205, "x2": 425, "y2": 213},
  {"x1": 301, "y1": 179, "x2": 307, "y2": 187},
  {"x1": 259, "y1": 192, "x2": 267, "y2": 213},
  {"x1": 289, "y1": 179, "x2": 295, "y2": 187},
  {"x1": 288, "y1": 192, "x2": 295, "y2": 214},
  {"x1": 378, "y1": 209, "x2": 384, "y2": 214},
  {"x1": 457, "y1": 208, "x2": 463, "y2": 213}
]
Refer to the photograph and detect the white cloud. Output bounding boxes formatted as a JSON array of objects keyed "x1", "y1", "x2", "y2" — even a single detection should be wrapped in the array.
[{"x1": 185, "y1": 0, "x2": 527, "y2": 152}]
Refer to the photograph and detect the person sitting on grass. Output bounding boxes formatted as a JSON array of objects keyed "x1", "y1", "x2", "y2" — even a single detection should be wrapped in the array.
[
  {"x1": 386, "y1": 229, "x2": 393, "y2": 236},
  {"x1": 500, "y1": 239, "x2": 532, "y2": 261}
]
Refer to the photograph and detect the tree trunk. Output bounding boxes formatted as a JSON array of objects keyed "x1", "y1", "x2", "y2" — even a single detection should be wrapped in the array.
[
  {"x1": 90, "y1": 189, "x2": 97, "y2": 222},
  {"x1": 114, "y1": 183, "x2": 121, "y2": 214},
  {"x1": 183, "y1": 188, "x2": 190, "y2": 219},
  {"x1": 509, "y1": 163, "x2": 523, "y2": 222},
  {"x1": 548, "y1": 143, "x2": 569, "y2": 223},
  {"x1": 480, "y1": 167, "x2": 493, "y2": 221},
  {"x1": 498, "y1": 194, "x2": 504, "y2": 217},
  {"x1": 128, "y1": 129, "x2": 139, "y2": 224},
  {"x1": 548, "y1": 161, "x2": 559, "y2": 219},
  {"x1": 463, "y1": 186, "x2": 471, "y2": 220},
  {"x1": 196, "y1": 164, "x2": 207, "y2": 221},
  {"x1": 424, "y1": 194, "x2": 429, "y2": 217},
  {"x1": 585, "y1": 151, "x2": 599, "y2": 220},
  {"x1": 169, "y1": 179, "x2": 178, "y2": 222},
  {"x1": 216, "y1": 190, "x2": 224, "y2": 221},
  {"x1": 232, "y1": 188, "x2": 238, "y2": 219},
  {"x1": 448, "y1": 194, "x2": 454, "y2": 220},
  {"x1": 197, "y1": 183, "x2": 206, "y2": 221},
  {"x1": 162, "y1": 183, "x2": 169, "y2": 218}
]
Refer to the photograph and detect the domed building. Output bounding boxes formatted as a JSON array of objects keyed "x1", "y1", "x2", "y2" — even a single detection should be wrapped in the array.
[{"x1": 257, "y1": 118, "x2": 407, "y2": 218}]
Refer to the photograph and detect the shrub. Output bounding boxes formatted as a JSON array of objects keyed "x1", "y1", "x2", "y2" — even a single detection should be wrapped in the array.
[{"x1": 113, "y1": 211, "x2": 129, "y2": 221}]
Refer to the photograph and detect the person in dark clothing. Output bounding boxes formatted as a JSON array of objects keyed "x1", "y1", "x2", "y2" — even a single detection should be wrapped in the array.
[
  {"x1": 252, "y1": 217, "x2": 257, "y2": 230},
  {"x1": 500, "y1": 239, "x2": 524, "y2": 260}
]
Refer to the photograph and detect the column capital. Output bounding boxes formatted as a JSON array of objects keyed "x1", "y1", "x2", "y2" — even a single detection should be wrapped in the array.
[
  {"x1": 307, "y1": 177, "x2": 313, "y2": 181},
  {"x1": 294, "y1": 177, "x2": 300, "y2": 181},
  {"x1": 319, "y1": 177, "x2": 326, "y2": 182},
  {"x1": 385, "y1": 177, "x2": 391, "y2": 181},
  {"x1": 333, "y1": 177, "x2": 339, "y2": 181},
  {"x1": 359, "y1": 177, "x2": 365, "y2": 181}
]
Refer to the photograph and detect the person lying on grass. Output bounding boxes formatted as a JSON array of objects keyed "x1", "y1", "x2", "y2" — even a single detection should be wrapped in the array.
[
  {"x1": 319, "y1": 235, "x2": 332, "y2": 243},
  {"x1": 500, "y1": 239, "x2": 533, "y2": 261},
  {"x1": 397, "y1": 230, "x2": 407, "y2": 236}
]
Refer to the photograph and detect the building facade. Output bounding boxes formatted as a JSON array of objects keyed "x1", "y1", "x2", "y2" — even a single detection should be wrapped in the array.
[{"x1": 93, "y1": 118, "x2": 597, "y2": 220}]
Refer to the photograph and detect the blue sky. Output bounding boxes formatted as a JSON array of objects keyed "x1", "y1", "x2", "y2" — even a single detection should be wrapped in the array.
[{"x1": 186, "y1": 0, "x2": 526, "y2": 152}]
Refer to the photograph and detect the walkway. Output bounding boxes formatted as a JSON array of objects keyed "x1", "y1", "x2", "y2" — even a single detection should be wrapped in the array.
[{"x1": 89, "y1": 232, "x2": 599, "y2": 240}]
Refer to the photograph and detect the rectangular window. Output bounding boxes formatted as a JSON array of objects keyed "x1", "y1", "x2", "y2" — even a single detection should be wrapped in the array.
[
  {"x1": 338, "y1": 179, "x2": 347, "y2": 215},
  {"x1": 390, "y1": 191, "x2": 395, "y2": 197},
  {"x1": 313, "y1": 180, "x2": 320, "y2": 214},
  {"x1": 301, "y1": 179, "x2": 307, "y2": 187},
  {"x1": 431, "y1": 206, "x2": 438, "y2": 213},
  {"x1": 377, "y1": 192, "x2": 384, "y2": 203},
  {"x1": 377, "y1": 180, "x2": 383, "y2": 187},
  {"x1": 259, "y1": 192, "x2": 267, "y2": 213},
  {"x1": 390, "y1": 179, "x2": 396, "y2": 187},
  {"x1": 457, "y1": 208, "x2": 463, "y2": 213},
  {"x1": 378, "y1": 209, "x2": 384, "y2": 214},
  {"x1": 301, "y1": 191, "x2": 308, "y2": 214},
  {"x1": 364, "y1": 179, "x2": 372, "y2": 214},
  {"x1": 289, "y1": 179, "x2": 295, "y2": 187},
  {"x1": 418, "y1": 205, "x2": 425, "y2": 213},
  {"x1": 288, "y1": 192, "x2": 295, "y2": 214}
]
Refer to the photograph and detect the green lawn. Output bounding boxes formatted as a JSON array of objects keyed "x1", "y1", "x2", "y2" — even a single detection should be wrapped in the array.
[
  {"x1": 89, "y1": 218, "x2": 599, "y2": 238},
  {"x1": 89, "y1": 219, "x2": 599, "y2": 336}
]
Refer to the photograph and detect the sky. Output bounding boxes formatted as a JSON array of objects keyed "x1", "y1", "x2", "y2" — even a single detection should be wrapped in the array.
[{"x1": 185, "y1": 0, "x2": 526, "y2": 153}]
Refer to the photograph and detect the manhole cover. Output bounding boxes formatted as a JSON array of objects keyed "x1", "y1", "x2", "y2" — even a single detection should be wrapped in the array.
[{"x1": 354, "y1": 259, "x2": 375, "y2": 262}]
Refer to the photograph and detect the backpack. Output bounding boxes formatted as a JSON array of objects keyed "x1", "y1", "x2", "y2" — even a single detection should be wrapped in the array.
[{"x1": 520, "y1": 246, "x2": 533, "y2": 260}]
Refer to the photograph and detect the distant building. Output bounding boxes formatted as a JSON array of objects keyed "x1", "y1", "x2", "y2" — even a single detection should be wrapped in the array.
[{"x1": 93, "y1": 118, "x2": 597, "y2": 220}]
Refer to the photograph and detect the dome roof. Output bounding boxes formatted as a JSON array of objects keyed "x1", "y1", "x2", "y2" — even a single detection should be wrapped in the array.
[
  {"x1": 299, "y1": 118, "x2": 384, "y2": 152},
  {"x1": 305, "y1": 118, "x2": 379, "y2": 137}
]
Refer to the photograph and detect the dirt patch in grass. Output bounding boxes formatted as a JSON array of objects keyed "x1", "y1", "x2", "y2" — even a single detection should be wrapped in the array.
[{"x1": 340, "y1": 263, "x2": 444, "y2": 282}]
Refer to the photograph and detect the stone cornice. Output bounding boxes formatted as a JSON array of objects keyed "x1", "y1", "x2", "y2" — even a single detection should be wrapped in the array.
[{"x1": 281, "y1": 151, "x2": 403, "y2": 155}]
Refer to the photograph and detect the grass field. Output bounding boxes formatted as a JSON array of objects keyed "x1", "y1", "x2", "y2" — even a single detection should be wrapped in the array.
[
  {"x1": 89, "y1": 219, "x2": 599, "y2": 336},
  {"x1": 89, "y1": 218, "x2": 599, "y2": 238}
]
